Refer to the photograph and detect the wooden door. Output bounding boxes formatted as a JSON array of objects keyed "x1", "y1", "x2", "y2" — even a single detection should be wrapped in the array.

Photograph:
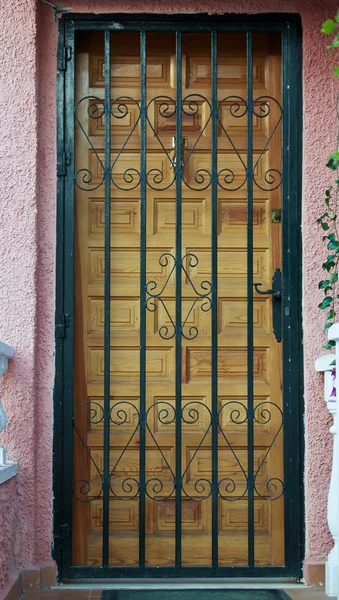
[{"x1": 72, "y1": 29, "x2": 284, "y2": 569}]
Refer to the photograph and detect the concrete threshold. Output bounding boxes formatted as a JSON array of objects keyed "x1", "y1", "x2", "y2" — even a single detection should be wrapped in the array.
[{"x1": 56, "y1": 579, "x2": 306, "y2": 590}]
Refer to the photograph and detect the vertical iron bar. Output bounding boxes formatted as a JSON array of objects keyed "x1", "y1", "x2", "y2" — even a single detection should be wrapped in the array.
[
  {"x1": 175, "y1": 30, "x2": 182, "y2": 568},
  {"x1": 211, "y1": 29, "x2": 219, "y2": 568},
  {"x1": 103, "y1": 29, "x2": 111, "y2": 567},
  {"x1": 281, "y1": 24, "x2": 290, "y2": 571},
  {"x1": 62, "y1": 21, "x2": 75, "y2": 575},
  {"x1": 139, "y1": 29, "x2": 147, "y2": 568},
  {"x1": 246, "y1": 31, "x2": 255, "y2": 568}
]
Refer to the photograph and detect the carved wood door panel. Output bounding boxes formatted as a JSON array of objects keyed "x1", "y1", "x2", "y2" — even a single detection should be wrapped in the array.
[{"x1": 55, "y1": 16, "x2": 302, "y2": 579}]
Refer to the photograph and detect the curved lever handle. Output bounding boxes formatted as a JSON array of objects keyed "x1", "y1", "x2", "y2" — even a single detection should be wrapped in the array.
[
  {"x1": 253, "y1": 283, "x2": 281, "y2": 299},
  {"x1": 253, "y1": 268, "x2": 281, "y2": 299},
  {"x1": 253, "y1": 268, "x2": 282, "y2": 343}
]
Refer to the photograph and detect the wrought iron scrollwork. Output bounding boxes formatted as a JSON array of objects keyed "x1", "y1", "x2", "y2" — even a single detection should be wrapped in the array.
[
  {"x1": 74, "y1": 92, "x2": 282, "y2": 194},
  {"x1": 75, "y1": 96, "x2": 106, "y2": 192},
  {"x1": 146, "y1": 253, "x2": 177, "y2": 340},
  {"x1": 182, "y1": 94, "x2": 212, "y2": 191},
  {"x1": 252, "y1": 96, "x2": 283, "y2": 191},
  {"x1": 217, "y1": 96, "x2": 248, "y2": 191},
  {"x1": 109, "y1": 401, "x2": 140, "y2": 500},
  {"x1": 253, "y1": 402, "x2": 284, "y2": 500},
  {"x1": 181, "y1": 402, "x2": 212, "y2": 501},
  {"x1": 146, "y1": 252, "x2": 212, "y2": 340},
  {"x1": 145, "y1": 401, "x2": 175, "y2": 501},
  {"x1": 217, "y1": 401, "x2": 248, "y2": 502},
  {"x1": 110, "y1": 96, "x2": 141, "y2": 191},
  {"x1": 72, "y1": 400, "x2": 104, "y2": 502},
  {"x1": 72, "y1": 400, "x2": 141, "y2": 503},
  {"x1": 181, "y1": 253, "x2": 212, "y2": 340},
  {"x1": 146, "y1": 96, "x2": 176, "y2": 190}
]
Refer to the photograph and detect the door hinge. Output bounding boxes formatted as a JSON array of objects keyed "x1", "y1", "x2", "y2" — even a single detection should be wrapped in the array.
[
  {"x1": 55, "y1": 313, "x2": 71, "y2": 339},
  {"x1": 57, "y1": 45, "x2": 72, "y2": 72},
  {"x1": 54, "y1": 523, "x2": 71, "y2": 549},
  {"x1": 57, "y1": 152, "x2": 71, "y2": 177}
]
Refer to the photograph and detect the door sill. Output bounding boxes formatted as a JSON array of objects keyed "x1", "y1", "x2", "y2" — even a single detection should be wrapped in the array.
[{"x1": 58, "y1": 578, "x2": 303, "y2": 589}]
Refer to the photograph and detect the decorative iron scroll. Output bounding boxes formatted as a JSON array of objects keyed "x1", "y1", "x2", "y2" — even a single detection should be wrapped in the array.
[
  {"x1": 73, "y1": 88, "x2": 284, "y2": 503},
  {"x1": 217, "y1": 96, "x2": 248, "y2": 191},
  {"x1": 218, "y1": 401, "x2": 248, "y2": 502},
  {"x1": 217, "y1": 400, "x2": 285, "y2": 502},
  {"x1": 109, "y1": 401, "x2": 140, "y2": 500},
  {"x1": 72, "y1": 400, "x2": 141, "y2": 502},
  {"x1": 73, "y1": 398, "x2": 284, "y2": 503},
  {"x1": 146, "y1": 96, "x2": 176, "y2": 190},
  {"x1": 74, "y1": 94, "x2": 283, "y2": 193},
  {"x1": 110, "y1": 97, "x2": 141, "y2": 191},
  {"x1": 146, "y1": 252, "x2": 212, "y2": 340},
  {"x1": 181, "y1": 402, "x2": 212, "y2": 501},
  {"x1": 146, "y1": 253, "x2": 177, "y2": 340},
  {"x1": 145, "y1": 401, "x2": 176, "y2": 501},
  {"x1": 72, "y1": 400, "x2": 105, "y2": 502},
  {"x1": 74, "y1": 96, "x2": 106, "y2": 192},
  {"x1": 253, "y1": 402, "x2": 284, "y2": 500}
]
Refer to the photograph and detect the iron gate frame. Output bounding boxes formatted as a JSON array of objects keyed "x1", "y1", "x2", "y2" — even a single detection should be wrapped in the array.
[{"x1": 53, "y1": 12, "x2": 303, "y2": 580}]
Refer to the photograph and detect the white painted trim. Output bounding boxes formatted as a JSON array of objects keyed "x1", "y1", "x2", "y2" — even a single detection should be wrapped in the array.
[
  {"x1": 0, "y1": 461, "x2": 17, "y2": 484},
  {"x1": 0, "y1": 340, "x2": 16, "y2": 484},
  {"x1": 0, "y1": 341, "x2": 14, "y2": 360},
  {"x1": 319, "y1": 325, "x2": 339, "y2": 597}
]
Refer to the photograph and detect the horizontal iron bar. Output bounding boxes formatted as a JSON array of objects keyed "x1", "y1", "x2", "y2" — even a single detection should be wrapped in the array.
[
  {"x1": 66, "y1": 565, "x2": 296, "y2": 579},
  {"x1": 66, "y1": 20, "x2": 287, "y2": 32}
]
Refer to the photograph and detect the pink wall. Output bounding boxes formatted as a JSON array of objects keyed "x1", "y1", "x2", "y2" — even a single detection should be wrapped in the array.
[
  {"x1": 0, "y1": 0, "x2": 338, "y2": 591},
  {"x1": 0, "y1": 0, "x2": 40, "y2": 592}
]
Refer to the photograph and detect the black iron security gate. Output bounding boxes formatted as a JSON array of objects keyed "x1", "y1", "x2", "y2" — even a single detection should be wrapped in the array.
[{"x1": 54, "y1": 13, "x2": 303, "y2": 580}]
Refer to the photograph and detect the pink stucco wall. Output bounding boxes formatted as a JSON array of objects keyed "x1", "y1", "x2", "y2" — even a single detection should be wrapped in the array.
[
  {"x1": 0, "y1": 0, "x2": 40, "y2": 592},
  {"x1": 0, "y1": 0, "x2": 338, "y2": 592}
]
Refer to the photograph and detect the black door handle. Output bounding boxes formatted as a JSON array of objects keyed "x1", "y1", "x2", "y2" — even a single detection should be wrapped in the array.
[{"x1": 253, "y1": 268, "x2": 282, "y2": 343}]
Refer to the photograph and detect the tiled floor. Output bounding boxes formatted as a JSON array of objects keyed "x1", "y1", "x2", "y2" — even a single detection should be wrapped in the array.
[{"x1": 19, "y1": 587, "x2": 329, "y2": 600}]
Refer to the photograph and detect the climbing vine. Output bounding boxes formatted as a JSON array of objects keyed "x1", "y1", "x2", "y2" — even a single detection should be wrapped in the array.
[{"x1": 318, "y1": 13, "x2": 339, "y2": 350}]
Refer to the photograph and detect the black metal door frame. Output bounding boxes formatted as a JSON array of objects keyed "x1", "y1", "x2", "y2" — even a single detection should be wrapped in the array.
[{"x1": 53, "y1": 12, "x2": 303, "y2": 580}]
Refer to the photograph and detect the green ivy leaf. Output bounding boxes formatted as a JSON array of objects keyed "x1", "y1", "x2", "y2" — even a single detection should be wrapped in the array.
[
  {"x1": 323, "y1": 261, "x2": 334, "y2": 271},
  {"x1": 324, "y1": 322, "x2": 333, "y2": 332},
  {"x1": 327, "y1": 309, "x2": 336, "y2": 320},
  {"x1": 323, "y1": 340, "x2": 336, "y2": 349},
  {"x1": 318, "y1": 296, "x2": 333, "y2": 309},
  {"x1": 319, "y1": 279, "x2": 331, "y2": 288},
  {"x1": 322, "y1": 222, "x2": 330, "y2": 230},
  {"x1": 330, "y1": 151, "x2": 339, "y2": 160},
  {"x1": 327, "y1": 157, "x2": 339, "y2": 170},
  {"x1": 325, "y1": 286, "x2": 333, "y2": 294},
  {"x1": 330, "y1": 272, "x2": 339, "y2": 284},
  {"x1": 327, "y1": 239, "x2": 339, "y2": 250},
  {"x1": 321, "y1": 19, "x2": 337, "y2": 34},
  {"x1": 328, "y1": 233, "x2": 335, "y2": 241}
]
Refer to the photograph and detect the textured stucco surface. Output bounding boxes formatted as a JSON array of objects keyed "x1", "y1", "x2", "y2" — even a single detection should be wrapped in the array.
[
  {"x1": 0, "y1": 478, "x2": 18, "y2": 589},
  {"x1": 0, "y1": 0, "x2": 338, "y2": 590},
  {"x1": 0, "y1": 0, "x2": 39, "y2": 593}
]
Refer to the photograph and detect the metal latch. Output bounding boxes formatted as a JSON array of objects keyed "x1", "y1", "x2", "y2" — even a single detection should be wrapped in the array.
[{"x1": 271, "y1": 208, "x2": 282, "y2": 223}]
